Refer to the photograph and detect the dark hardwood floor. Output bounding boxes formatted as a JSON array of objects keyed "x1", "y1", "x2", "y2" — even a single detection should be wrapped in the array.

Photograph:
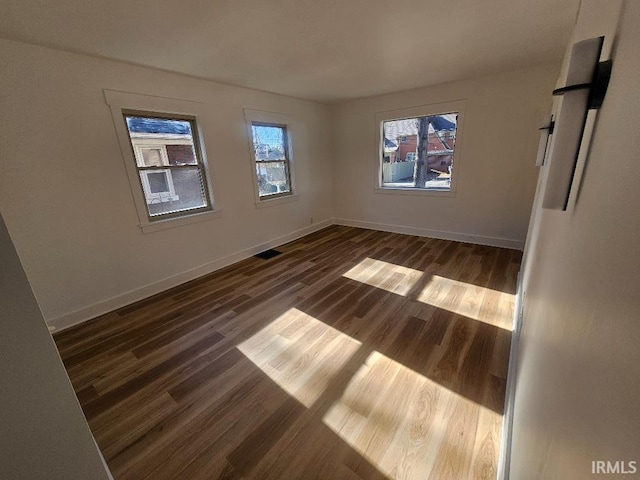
[{"x1": 54, "y1": 226, "x2": 520, "y2": 480}]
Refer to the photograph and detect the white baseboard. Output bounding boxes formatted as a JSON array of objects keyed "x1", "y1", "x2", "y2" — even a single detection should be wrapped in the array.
[
  {"x1": 334, "y1": 218, "x2": 524, "y2": 250},
  {"x1": 497, "y1": 271, "x2": 525, "y2": 480},
  {"x1": 48, "y1": 218, "x2": 334, "y2": 332},
  {"x1": 49, "y1": 217, "x2": 524, "y2": 332}
]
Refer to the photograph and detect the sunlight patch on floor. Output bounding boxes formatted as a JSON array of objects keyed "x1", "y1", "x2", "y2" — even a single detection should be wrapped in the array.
[
  {"x1": 343, "y1": 257, "x2": 423, "y2": 296},
  {"x1": 323, "y1": 352, "x2": 501, "y2": 479},
  {"x1": 417, "y1": 275, "x2": 515, "y2": 330},
  {"x1": 342, "y1": 257, "x2": 514, "y2": 331},
  {"x1": 239, "y1": 309, "x2": 506, "y2": 479},
  {"x1": 237, "y1": 308, "x2": 362, "y2": 408},
  {"x1": 322, "y1": 350, "x2": 502, "y2": 480}
]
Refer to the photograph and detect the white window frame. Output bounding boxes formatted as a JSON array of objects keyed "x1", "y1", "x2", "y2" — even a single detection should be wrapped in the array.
[
  {"x1": 243, "y1": 109, "x2": 298, "y2": 208},
  {"x1": 105, "y1": 90, "x2": 221, "y2": 233},
  {"x1": 375, "y1": 99, "x2": 467, "y2": 197},
  {"x1": 133, "y1": 146, "x2": 180, "y2": 204},
  {"x1": 135, "y1": 145, "x2": 170, "y2": 168},
  {"x1": 139, "y1": 168, "x2": 179, "y2": 204}
]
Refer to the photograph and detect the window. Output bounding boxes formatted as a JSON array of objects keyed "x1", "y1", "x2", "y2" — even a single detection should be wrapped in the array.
[
  {"x1": 106, "y1": 90, "x2": 221, "y2": 232},
  {"x1": 243, "y1": 108, "x2": 299, "y2": 208},
  {"x1": 376, "y1": 100, "x2": 466, "y2": 195},
  {"x1": 380, "y1": 113, "x2": 458, "y2": 191},
  {"x1": 249, "y1": 123, "x2": 292, "y2": 199},
  {"x1": 123, "y1": 113, "x2": 212, "y2": 219}
]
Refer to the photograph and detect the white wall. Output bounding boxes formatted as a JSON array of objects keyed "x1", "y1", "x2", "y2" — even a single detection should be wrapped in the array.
[
  {"x1": 0, "y1": 38, "x2": 333, "y2": 330},
  {"x1": 0, "y1": 38, "x2": 567, "y2": 333},
  {"x1": 0, "y1": 212, "x2": 112, "y2": 480},
  {"x1": 331, "y1": 64, "x2": 560, "y2": 249},
  {"x1": 510, "y1": 0, "x2": 640, "y2": 478}
]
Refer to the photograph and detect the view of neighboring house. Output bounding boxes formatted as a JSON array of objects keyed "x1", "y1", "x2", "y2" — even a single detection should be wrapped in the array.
[
  {"x1": 383, "y1": 115, "x2": 457, "y2": 173},
  {"x1": 251, "y1": 123, "x2": 291, "y2": 196},
  {"x1": 382, "y1": 114, "x2": 458, "y2": 188},
  {"x1": 126, "y1": 116, "x2": 208, "y2": 216}
]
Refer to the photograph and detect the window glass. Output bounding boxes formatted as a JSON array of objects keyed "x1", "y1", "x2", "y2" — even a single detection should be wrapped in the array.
[
  {"x1": 381, "y1": 113, "x2": 458, "y2": 191},
  {"x1": 124, "y1": 114, "x2": 211, "y2": 219},
  {"x1": 250, "y1": 123, "x2": 292, "y2": 198},
  {"x1": 141, "y1": 148, "x2": 164, "y2": 167}
]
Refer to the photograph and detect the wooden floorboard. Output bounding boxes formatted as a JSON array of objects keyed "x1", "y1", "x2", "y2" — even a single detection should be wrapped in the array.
[{"x1": 54, "y1": 226, "x2": 520, "y2": 480}]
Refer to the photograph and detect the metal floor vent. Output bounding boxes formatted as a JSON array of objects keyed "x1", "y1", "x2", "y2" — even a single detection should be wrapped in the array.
[{"x1": 254, "y1": 249, "x2": 282, "y2": 260}]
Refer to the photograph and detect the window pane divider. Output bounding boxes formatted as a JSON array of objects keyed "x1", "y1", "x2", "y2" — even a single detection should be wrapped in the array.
[
  {"x1": 259, "y1": 191, "x2": 293, "y2": 200},
  {"x1": 137, "y1": 165, "x2": 202, "y2": 171},
  {"x1": 243, "y1": 110, "x2": 297, "y2": 206}
]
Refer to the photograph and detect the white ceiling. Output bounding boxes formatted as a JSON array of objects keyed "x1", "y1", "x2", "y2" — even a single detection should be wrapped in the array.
[{"x1": 0, "y1": 0, "x2": 580, "y2": 103}]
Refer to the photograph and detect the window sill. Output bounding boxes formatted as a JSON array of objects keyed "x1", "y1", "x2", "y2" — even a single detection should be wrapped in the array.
[
  {"x1": 374, "y1": 187, "x2": 456, "y2": 198},
  {"x1": 140, "y1": 208, "x2": 223, "y2": 234},
  {"x1": 255, "y1": 193, "x2": 299, "y2": 209}
]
